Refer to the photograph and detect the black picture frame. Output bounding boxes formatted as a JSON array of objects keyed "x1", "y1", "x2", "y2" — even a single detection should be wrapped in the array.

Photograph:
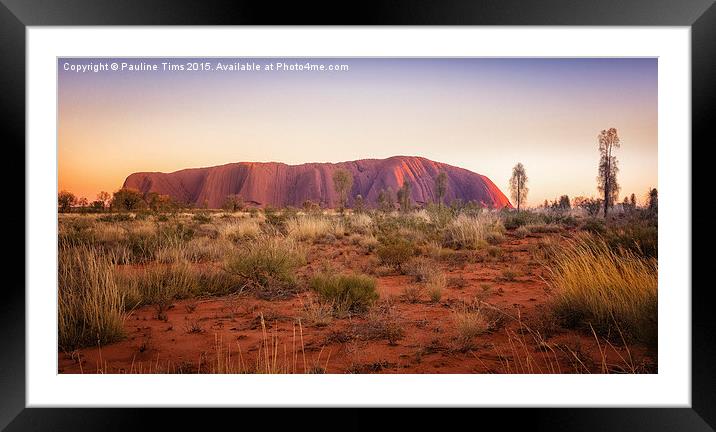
[{"x1": 2, "y1": 0, "x2": 712, "y2": 430}]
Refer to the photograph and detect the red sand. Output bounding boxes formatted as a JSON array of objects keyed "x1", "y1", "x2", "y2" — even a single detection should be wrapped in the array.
[{"x1": 58, "y1": 233, "x2": 653, "y2": 374}]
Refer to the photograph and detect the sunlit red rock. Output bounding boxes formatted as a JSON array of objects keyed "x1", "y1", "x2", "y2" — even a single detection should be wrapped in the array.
[{"x1": 123, "y1": 156, "x2": 512, "y2": 209}]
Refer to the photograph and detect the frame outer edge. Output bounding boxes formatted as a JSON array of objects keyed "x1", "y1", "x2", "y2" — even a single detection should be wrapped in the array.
[
  {"x1": 691, "y1": 1, "x2": 716, "y2": 429},
  {"x1": 0, "y1": 1, "x2": 27, "y2": 431}
]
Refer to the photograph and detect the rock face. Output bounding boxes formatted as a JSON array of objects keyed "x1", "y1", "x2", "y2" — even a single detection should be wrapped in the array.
[{"x1": 122, "y1": 156, "x2": 512, "y2": 209}]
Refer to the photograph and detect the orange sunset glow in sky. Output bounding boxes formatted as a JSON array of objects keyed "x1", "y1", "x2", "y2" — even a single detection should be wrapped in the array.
[{"x1": 58, "y1": 58, "x2": 657, "y2": 206}]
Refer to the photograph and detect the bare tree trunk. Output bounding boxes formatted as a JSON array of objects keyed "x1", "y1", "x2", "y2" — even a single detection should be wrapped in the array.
[
  {"x1": 517, "y1": 181, "x2": 521, "y2": 212},
  {"x1": 604, "y1": 145, "x2": 611, "y2": 219}
]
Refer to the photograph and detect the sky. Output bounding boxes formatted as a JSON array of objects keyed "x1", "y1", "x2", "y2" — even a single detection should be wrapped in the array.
[{"x1": 58, "y1": 57, "x2": 657, "y2": 207}]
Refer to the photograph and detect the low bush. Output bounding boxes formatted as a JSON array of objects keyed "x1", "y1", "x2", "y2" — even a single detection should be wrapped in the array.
[
  {"x1": 192, "y1": 212, "x2": 212, "y2": 223},
  {"x1": 502, "y1": 211, "x2": 542, "y2": 230},
  {"x1": 525, "y1": 223, "x2": 562, "y2": 234},
  {"x1": 310, "y1": 273, "x2": 379, "y2": 314},
  {"x1": 582, "y1": 218, "x2": 606, "y2": 235},
  {"x1": 604, "y1": 223, "x2": 657, "y2": 259},
  {"x1": 345, "y1": 213, "x2": 373, "y2": 234},
  {"x1": 376, "y1": 236, "x2": 416, "y2": 271},
  {"x1": 97, "y1": 213, "x2": 134, "y2": 223},
  {"x1": 225, "y1": 237, "x2": 306, "y2": 299}
]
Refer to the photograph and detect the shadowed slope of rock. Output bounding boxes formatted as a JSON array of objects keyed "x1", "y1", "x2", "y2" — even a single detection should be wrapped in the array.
[{"x1": 123, "y1": 156, "x2": 512, "y2": 209}]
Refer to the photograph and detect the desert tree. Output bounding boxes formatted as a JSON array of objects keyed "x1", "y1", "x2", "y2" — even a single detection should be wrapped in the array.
[
  {"x1": 648, "y1": 188, "x2": 658, "y2": 212},
  {"x1": 630, "y1": 193, "x2": 637, "y2": 207},
  {"x1": 332, "y1": 168, "x2": 353, "y2": 211},
  {"x1": 147, "y1": 193, "x2": 174, "y2": 212},
  {"x1": 509, "y1": 163, "x2": 529, "y2": 212},
  {"x1": 557, "y1": 195, "x2": 571, "y2": 212},
  {"x1": 353, "y1": 194, "x2": 366, "y2": 213},
  {"x1": 377, "y1": 190, "x2": 388, "y2": 212},
  {"x1": 58, "y1": 190, "x2": 76, "y2": 213},
  {"x1": 397, "y1": 180, "x2": 412, "y2": 212},
  {"x1": 435, "y1": 172, "x2": 448, "y2": 207},
  {"x1": 111, "y1": 188, "x2": 147, "y2": 212},
  {"x1": 597, "y1": 128, "x2": 621, "y2": 218},
  {"x1": 97, "y1": 191, "x2": 111, "y2": 209},
  {"x1": 223, "y1": 194, "x2": 244, "y2": 212},
  {"x1": 574, "y1": 196, "x2": 602, "y2": 217},
  {"x1": 377, "y1": 188, "x2": 395, "y2": 213}
]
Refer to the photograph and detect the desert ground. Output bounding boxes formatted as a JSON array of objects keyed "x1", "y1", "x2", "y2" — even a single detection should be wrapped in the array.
[{"x1": 58, "y1": 205, "x2": 657, "y2": 374}]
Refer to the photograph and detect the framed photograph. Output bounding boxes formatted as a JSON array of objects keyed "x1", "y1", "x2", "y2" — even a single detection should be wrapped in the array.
[{"x1": 4, "y1": 0, "x2": 712, "y2": 429}]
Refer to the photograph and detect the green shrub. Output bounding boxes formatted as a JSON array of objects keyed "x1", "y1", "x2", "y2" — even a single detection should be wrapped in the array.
[
  {"x1": 425, "y1": 203, "x2": 455, "y2": 229},
  {"x1": 98, "y1": 213, "x2": 134, "y2": 223},
  {"x1": 502, "y1": 211, "x2": 541, "y2": 230},
  {"x1": 192, "y1": 212, "x2": 212, "y2": 223},
  {"x1": 582, "y1": 218, "x2": 606, "y2": 235},
  {"x1": 225, "y1": 237, "x2": 305, "y2": 299},
  {"x1": 157, "y1": 222, "x2": 195, "y2": 242},
  {"x1": 310, "y1": 273, "x2": 378, "y2": 314},
  {"x1": 121, "y1": 262, "x2": 197, "y2": 307},
  {"x1": 376, "y1": 236, "x2": 416, "y2": 271},
  {"x1": 605, "y1": 223, "x2": 657, "y2": 259}
]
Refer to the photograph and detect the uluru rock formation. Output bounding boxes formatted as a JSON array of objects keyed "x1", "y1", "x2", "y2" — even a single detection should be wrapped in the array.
[{"x1": 122, "y1": 156, "x2": 512, "y2": 209}]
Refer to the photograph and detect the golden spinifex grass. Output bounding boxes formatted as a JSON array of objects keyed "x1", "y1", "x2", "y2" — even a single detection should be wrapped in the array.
[
  {"x1": 547, "y1": 234, "x2": 657, "y2": 347},
  {"x1": 285, "y1": 215, "x2": 345, "y2": 241},
  {"x1": 443, "y1": 213, "x2": 505, "y2": 250},
  {"x1": 58, "y1": 244, "x2": 126, "y2": 350}
]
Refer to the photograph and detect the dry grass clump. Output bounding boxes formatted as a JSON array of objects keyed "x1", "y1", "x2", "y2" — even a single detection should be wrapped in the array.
[
  {"x1": 120, "y1": 262, "x2": 196, "y2": 307},
  {"x1": 401, "y1": 285, "x2": 424, "y2": 303},
  {"x1": 497, "y1": 267, "x2": 519, "y2": 282},
  {"x1": 443, "y1": 213, "x2": 505, "y2": 250},
  {"x1": 153, "y1": 237, "x2": 233, "y2": 264},
  {"x1": 404, "y1": 256, "x2": 436, "y2": 282},
  {"x1": 286, "y1": 215, "x2": 344, "y2": 242},
  {"x1": 217, "y1": 218, "x2": 262, "y2": 240},
  {"x1": 299, "y1": 299, "x2": 335, "y2": 327},
  {"x1": 309, "y1": 272, "x2": 379, "y2": 314},
  {"x1": 514, "y1": 226, "x2": 530, "y2": 238},
  {"x1": 345, "y1": 213, "x2": 373, "y2": 234},
  {"x1": 59, "y1": 244, "x2": 125, "y2": 350},
  {"x1": 357, "y1": 234, "x2": 380, "y2": 252},
  {"x1": 351, "y1": 308, "x2": 404, "y2": 345},
  {"x1": 452, "y1": 305, "x2": 491, "y2": 348},
  {"x1": 225, "y1": 236, "x2": 306, "y2": 299},
  {"x1": 183, "y1": 237, "x2": 233, "y2": 262},
  {"x1": 525, "y1": 223, "x2": 562, "y2": 234},
  {"x1": 547, "y1": 234, "x2": 657, "y2": 348},
  {"x1": 426, "y1": 272, "x2": 446, "y2": 303},
  {"x1": 119, "y1": 261, "x2": 239, "y2": 308}
]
